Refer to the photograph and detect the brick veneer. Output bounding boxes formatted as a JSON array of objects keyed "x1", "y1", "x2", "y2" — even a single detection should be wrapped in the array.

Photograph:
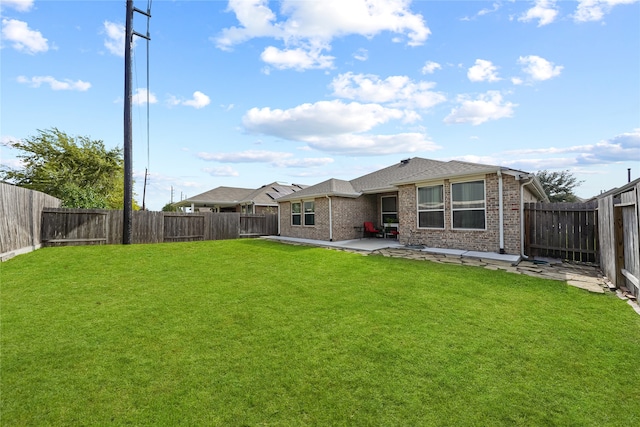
[{"x1": 398, "y1": 173, "x2": 531, "y2": 254}]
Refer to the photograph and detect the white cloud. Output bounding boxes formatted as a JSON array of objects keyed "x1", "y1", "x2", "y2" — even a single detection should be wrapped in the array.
[
  {"x1": 183, "y1": 91, "x2": 211, "y2": 109},
  {"x1": 199, "y1": 150, "x2": 287, "y2": 163},
  {"x1": 461, "y1": 2, "x2": 501, "y2": 21},
  {"x1": 1, "y1": 18, "x2": 48, "y2": 54},
  {"x1": 444, "y1": 91, "x2": 516, "y2": 126},
  {"x1": 17, "y1": 75, "x2": 91, "y2": 91},
  {"x1": 518, "y1": 55, "x2": 563, "y2": 81},
  {"x1": 169, "y1": 91, "x2": 211, "y2": 109},
  {"x1": 306, "y1": 133, "x2": 440, "y2": 156},
  {"x1": 501, "y1": 129, "x2": 640, "y2": 167},
  {"x1": 353, "y1": 48, "x2": 368, "y2": 61},
  {"x1": 241, "y1": 99, "x2": 438, "y2": 155},
  {"x1": 243, "y1": 100, "x2": 416, "y2": 141},
  {"x1": 215, "y1": 0, "x2": 430, "y2": 70},
  {"x1": 574, "y1": 0, "x2": 639, "y2": 23},
  {"x1": 203, "y1": 166, "x2": 240, "y2": 177},
  {"x1": 132, "y1": 88, "x2": 157, "y2": 105},
  {"x1": 421, "y1": 61, "x2": 441, "y2": 75},
  {"x1": 260, "y1": 45, "x2": 334, "y2": 70},
  {"x1": 197, "y1": 150, "x2": 334, "y2": 169},
  {"x1": 103, "y1": 21, "x2": 130, "y2": 57},
  {"x1": 467, "y1": 59, "x2": 501, "y2": 82},
  {"x1": 519, "y1": 0, "x2": 559, "y2": 26},
  {"x1": 330, "y1": 72, "x2": 446, "y2": 109},
  {"x1": 273, "y1": 157, "x2": 335, "y2": 168},
  {"x1": 1, "y1": 0, "x2": 34, "y2": 12}
]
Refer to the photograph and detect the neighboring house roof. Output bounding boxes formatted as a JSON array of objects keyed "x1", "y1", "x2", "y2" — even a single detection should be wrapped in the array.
[
  {"x1": 277, "y1": 178, "x2": 360, "y2": 201},
  {"x1": 243, "y1": 182, "x2": 308, "y2": 206},
  {"x1": 588, "y1": 177, "x2": 640, "y2": 201},
  {"x1": 278, "y1": 157, "x2": 548, "y2": 202},
  {"x1": 175, "y1": 182, "x2": 307, "y2": 208}
]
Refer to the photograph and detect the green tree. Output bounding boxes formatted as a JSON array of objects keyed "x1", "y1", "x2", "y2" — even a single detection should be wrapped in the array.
[
  {"x1": 536, "y1": 169, "x2": 583, "y2": 203},
  {"x1": 161, "y1": 202, "x2": 179, "y2": 212},
  {"x1": 1, "y1": 128, "x2": 136, "y2": 209}
]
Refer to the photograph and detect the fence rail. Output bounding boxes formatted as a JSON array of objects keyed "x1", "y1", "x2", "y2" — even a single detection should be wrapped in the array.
[
  {"x1": 41, "y1": 208, "x2": 278, "y2": 246},
  {"x1": 524, "y1": 202, "x2": 599, "y2": 263}
]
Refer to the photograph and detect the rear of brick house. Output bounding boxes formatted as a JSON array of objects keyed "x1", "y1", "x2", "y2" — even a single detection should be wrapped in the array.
[{"x1": 277, "y1": 158, "x2": 547, "y2": 256}]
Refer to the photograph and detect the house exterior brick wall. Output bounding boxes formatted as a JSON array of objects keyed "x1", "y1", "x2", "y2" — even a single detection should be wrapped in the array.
[
  {"x1": 279, "y1": 195, "x2": 377, "y2": 241},
  {"x1": 398, "y1": 173, "x2": 528, "y2": 255}
]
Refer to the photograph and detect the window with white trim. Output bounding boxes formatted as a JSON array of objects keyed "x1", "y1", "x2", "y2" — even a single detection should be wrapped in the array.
[
  {"x1": 451, "y1": 180, "x2": 485, "y2": 229},
  {"x1": 303, "y1": 200, "x2": 315, "y2": 226},
  {"x1": 381, "y1": 196, "x2": 398, "y2": 224},
  {"x1": 417, "y1": 185, "x2": 444, "y2": 228},
  {"x1": 291, "y1": 202, "x2": 301, "y2": 226}
]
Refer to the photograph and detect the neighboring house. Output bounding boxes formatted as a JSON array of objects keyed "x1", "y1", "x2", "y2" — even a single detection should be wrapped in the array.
[
  {"x1": 276, "y1": 158, "x2": 548, "y2": 255},
  {"x1": 175, "y1": 182, "x2": 307, "y2": 214}
]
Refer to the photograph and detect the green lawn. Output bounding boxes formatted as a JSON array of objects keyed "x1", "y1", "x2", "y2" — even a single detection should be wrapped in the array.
[{"x1": 1, "y1": 239, "x2": 639, "y2": 426}]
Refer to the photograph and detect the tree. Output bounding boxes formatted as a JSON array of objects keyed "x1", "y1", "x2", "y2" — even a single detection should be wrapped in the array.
[
  {"x1": 161, "y1": 202, "x2": 179, "y2": 212},
  {"x1": 535, "y1": 169, "x2": 583, "y2": 203},
  {"x1": 1, "y1": 128, "x2": 137, "y2": 209}
]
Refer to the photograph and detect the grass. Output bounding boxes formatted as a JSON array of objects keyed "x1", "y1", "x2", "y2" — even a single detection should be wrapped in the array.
[{"x1": 1, "y1": 239, "x2": 639, "y2": 426}]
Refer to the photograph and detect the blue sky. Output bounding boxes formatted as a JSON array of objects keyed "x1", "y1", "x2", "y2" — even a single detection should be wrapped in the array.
[{"x1": 1, "y1": 0, "x2": 639, "y2": 210}]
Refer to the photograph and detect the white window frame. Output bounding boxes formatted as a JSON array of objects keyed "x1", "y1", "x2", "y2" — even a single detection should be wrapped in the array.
[
  {"x1": 303, "y1": 200, "x2": 315, "y2": 226},
  {"x1": 416, "y1": 184, "x2": 445, "y2": 229},
  {"x1": 291, "y1": 202, "x2": 301, "y2": 226},
  {"x1": 450, "y1": 179, "x2": 486, "y2": 230}
]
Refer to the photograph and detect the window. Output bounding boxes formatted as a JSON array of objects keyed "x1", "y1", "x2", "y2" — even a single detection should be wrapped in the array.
[
  {"x1": 417, "y1": 185, "x2": 444, "y2": 228},
  {"x1": 303, "y1": 201, "x2": 315, "y2": 226},
  {"x1": 381, "y1": 196, "x2": 398, "y2": 224},
  {"x1": 451, "y1": 180, "x2": 485, "y2": 229},
  {"x1": 291, "y1": 202, "x2": 301, "y2": 226}
]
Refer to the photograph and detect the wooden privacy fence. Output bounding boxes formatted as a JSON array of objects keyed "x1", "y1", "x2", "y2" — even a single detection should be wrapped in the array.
[
  {"x1": 0, "y1": 182, "x2": 61, "y2": 260},
  {"x1": 524, "y1": 202, "x2": 598, "y2": 263},
  {"x1": 41, "y1": 208, "x2": 278, "y2": 246},
  {"x1": 598, "y1": 181, "x2": 640, "y2": 298}
]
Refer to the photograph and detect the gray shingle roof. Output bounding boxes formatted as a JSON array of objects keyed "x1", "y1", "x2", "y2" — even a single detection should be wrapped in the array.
[
  {"x1": 277, "y1": 178, "x2": 359, "y2": 201},
  {"x1": 176, "y1": 182, "x2": 308, "y2": 207},
  {"x1": 276, "y1": 157, "x2": 527, "y2": 202},
  {"x1": 177, "y1": 186, "x2": 254, "y2": 206},
  {"x1": 391, "y1": 159, "x2": 502, "y2": 185}
]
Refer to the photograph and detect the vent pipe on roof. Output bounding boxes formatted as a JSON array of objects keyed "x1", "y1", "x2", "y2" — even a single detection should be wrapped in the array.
[
  {"x1": 400, "y1": 158, "x2": 410, "y2": 165},
  {"x1": 629, "y1": 168, "x2": 632, "y2": 183}
]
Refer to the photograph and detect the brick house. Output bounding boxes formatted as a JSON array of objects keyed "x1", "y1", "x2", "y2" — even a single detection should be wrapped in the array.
[
  {"x1": 175, "y1": 182, "x2": 306, "y2": 214},
  {"x1": 276, "y1": 158, "x2": 547, "y2": 255}
]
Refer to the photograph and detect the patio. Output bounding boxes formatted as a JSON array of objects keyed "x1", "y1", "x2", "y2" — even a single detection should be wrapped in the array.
[{"x1": 264, "y1": 236, "x2": 520, "y2": 263}]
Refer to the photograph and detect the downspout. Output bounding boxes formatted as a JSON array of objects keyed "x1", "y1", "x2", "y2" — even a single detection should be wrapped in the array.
[
  {"x1": 326, "y1": 195, "x2": 333, "y2": 241},
  {"x1": 277, "y1": 203, "x2": 281, "y2": 236},
  {"x1": 498, "y1": 170, "x2": 505, "y2": 254},
  {"x1": 520, "y1": 175, "x2": 535, "y2": 259}
]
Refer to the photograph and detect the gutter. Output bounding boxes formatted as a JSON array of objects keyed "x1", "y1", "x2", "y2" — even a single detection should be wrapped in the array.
[{"x1": 326, "y1": 195, "x2": 333, "y2": 241}]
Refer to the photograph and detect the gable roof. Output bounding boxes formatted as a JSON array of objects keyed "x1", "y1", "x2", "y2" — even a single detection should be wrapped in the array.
[
  {"x1": 175, "y1": 182, "x2": 307, "y2": 207},
  {"x1": 277, "y1": 178, "x2": 359, "y2": 201},
  {"x1": 589, "y1": 177, "x2": 640, "y2": 200},
  {"x1": 277, "y1": 157, "x2": 548, "y2": 202}
]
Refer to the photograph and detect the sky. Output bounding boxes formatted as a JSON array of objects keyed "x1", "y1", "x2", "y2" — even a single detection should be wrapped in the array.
[{"x1": 1, "y1": 0, "x2": 639, "y2": 210}]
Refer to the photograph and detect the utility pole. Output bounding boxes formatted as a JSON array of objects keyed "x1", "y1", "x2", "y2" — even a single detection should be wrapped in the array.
[{"x1": 123, "y1": 0, "x2": 150, "y2": 243}]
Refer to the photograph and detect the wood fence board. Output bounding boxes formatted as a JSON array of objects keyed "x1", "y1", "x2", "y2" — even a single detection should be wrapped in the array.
[
  {"x1": 37, "y1": 209, "x2": 277, "y2": 246},
  {"x1": 524, "y1": 202, "x2": 598, "y2": 263},
  {"x1": 0, "y1": 183, "x2": 61, "y2": 257}
]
